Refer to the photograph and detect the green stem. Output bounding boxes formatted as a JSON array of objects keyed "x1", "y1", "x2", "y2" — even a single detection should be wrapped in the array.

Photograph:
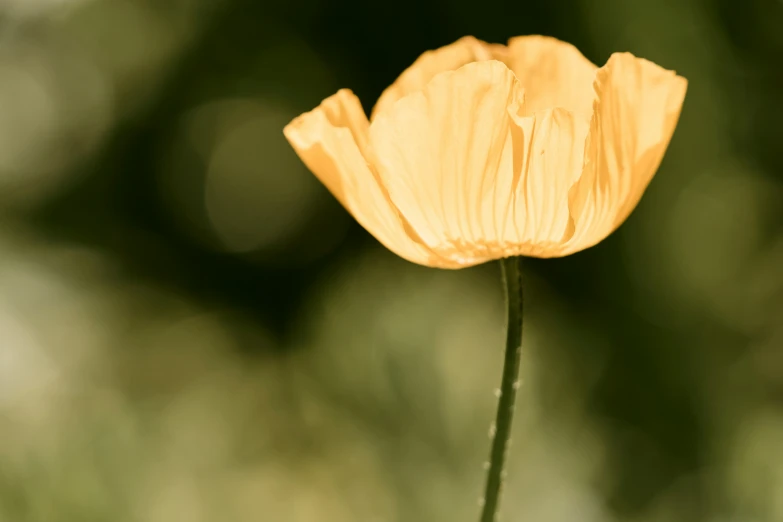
[{"x1": 479, "y1": 256, "x2": 524, "y2": 522}]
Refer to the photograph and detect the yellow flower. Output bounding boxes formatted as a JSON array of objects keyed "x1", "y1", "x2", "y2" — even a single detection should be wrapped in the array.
[{"x1": 284, "y1": 36, "x2": 687, "y2": 268}]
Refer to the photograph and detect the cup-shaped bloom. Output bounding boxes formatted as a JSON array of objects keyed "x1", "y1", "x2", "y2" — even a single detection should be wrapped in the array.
[{"x1": 284, "y1": 36, "x2": 687, "y2": 268}]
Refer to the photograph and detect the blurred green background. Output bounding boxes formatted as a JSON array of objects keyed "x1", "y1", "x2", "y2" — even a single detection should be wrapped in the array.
[{"x1": 0, "y1": 0, "x2": 782, "y2": 521}]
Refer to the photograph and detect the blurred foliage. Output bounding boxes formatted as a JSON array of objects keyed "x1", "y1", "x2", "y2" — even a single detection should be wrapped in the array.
[{"x1": 0, "y1": 0, "x2": 782, "y2": 521}]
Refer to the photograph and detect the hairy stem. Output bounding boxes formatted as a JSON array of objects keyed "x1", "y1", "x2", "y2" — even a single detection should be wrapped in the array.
[{"x1": 479, "y1": 256, "x2": 524, "y2": 522}]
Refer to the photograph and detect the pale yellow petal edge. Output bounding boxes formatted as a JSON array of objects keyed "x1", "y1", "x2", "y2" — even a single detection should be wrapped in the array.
[{"x1": 283, "y1": 90, "x2": 450, "y2": 267}]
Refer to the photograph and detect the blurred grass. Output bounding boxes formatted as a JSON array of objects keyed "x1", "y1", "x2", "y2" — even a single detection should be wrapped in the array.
[{"x1": 0, "y1": 0, "x2": 782, "y2": 521}]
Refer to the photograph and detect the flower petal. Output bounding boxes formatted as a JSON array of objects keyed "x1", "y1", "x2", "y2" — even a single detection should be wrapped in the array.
[
  {"x1": 504, "y1": 35, "x2": 598, "y2": 119},
  {"x1": 370, "y1": 36, "x2": 501, "y2": 121},
  {"x1": 505, "y1": 107, "x2": 590, "y2": 257},
  {"x1": 564, "y1": 53, "x2": 688, "y2": 254},
  {"x1": 368, "y1": 60, "x2": 588, "y2": 266},
  {"x1": 283, "y1": 89, "x2": 438, "y2": 266}
]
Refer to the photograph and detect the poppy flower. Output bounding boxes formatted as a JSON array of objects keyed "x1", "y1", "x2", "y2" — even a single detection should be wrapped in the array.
[{"x1": 284, "y1": 35, "x2": 687, "y2": 268}]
